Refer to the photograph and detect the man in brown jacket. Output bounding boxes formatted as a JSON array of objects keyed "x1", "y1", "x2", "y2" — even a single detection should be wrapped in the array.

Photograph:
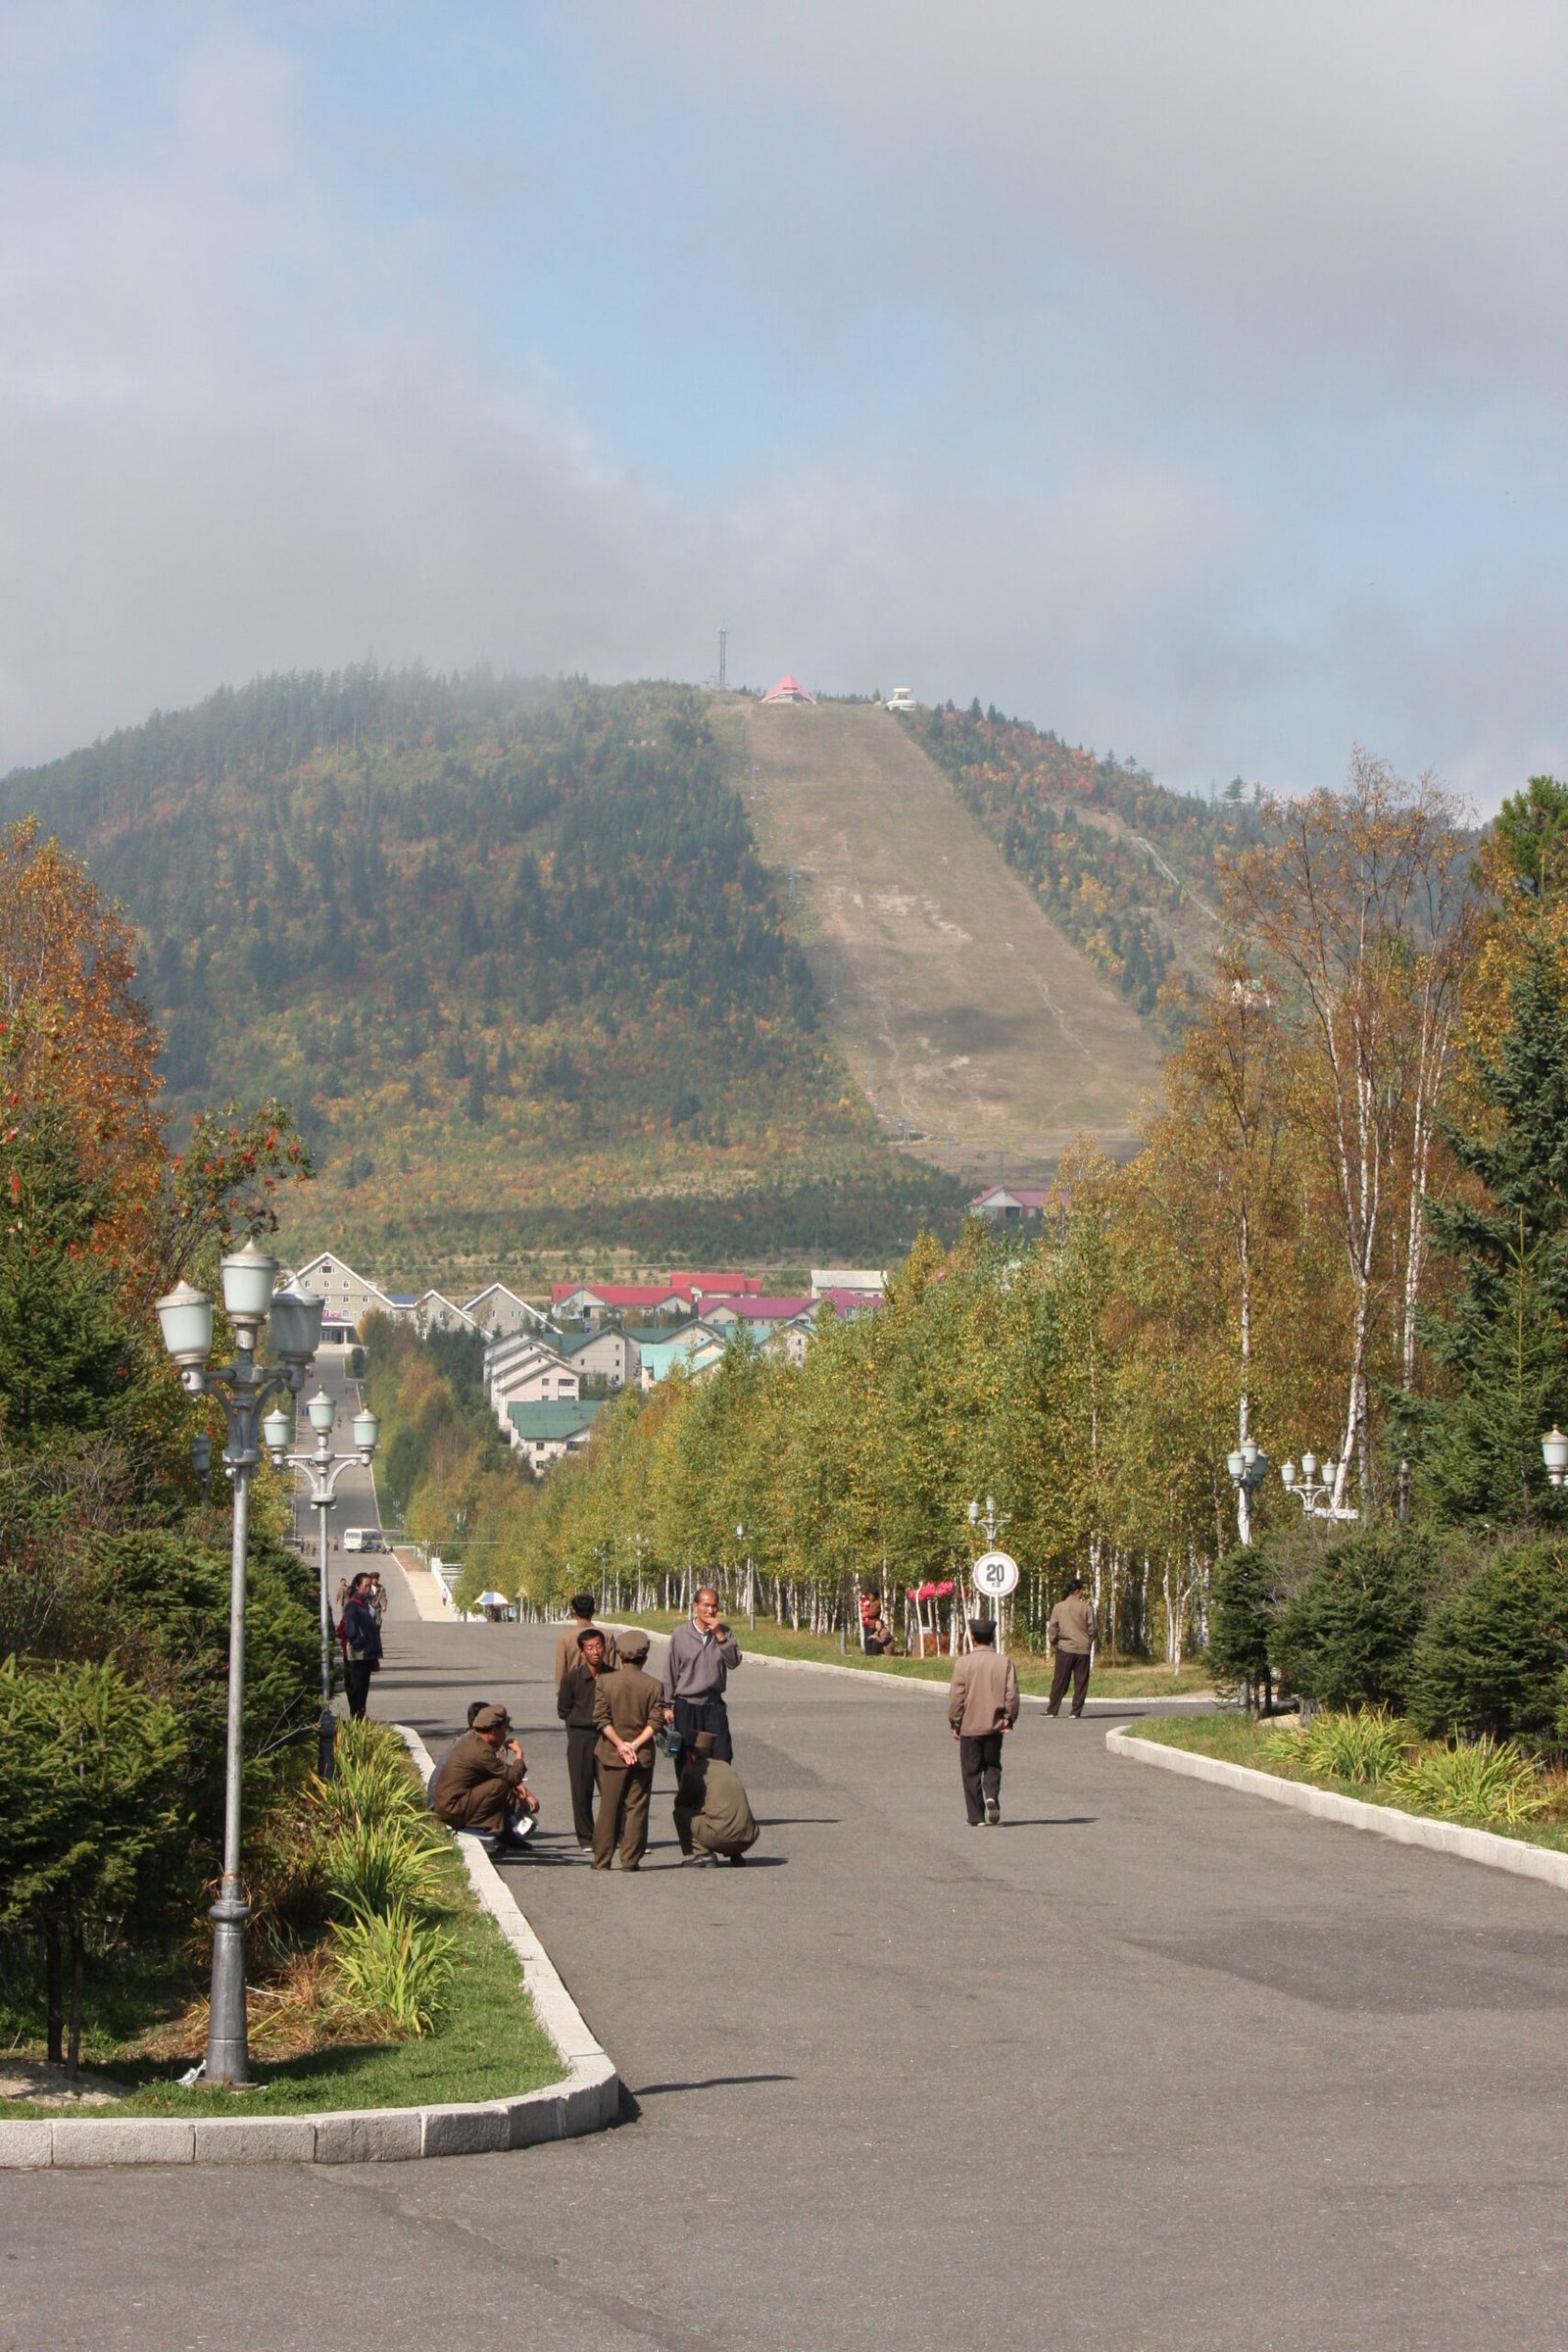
[
  {"x1": 429, "y1": 1704, "x2": 540, "y2": 1852},
  {"x1": 591, "y1": 1629, "x2": 664, "y2": 1870},
  {"x1": 674, "y1": 1729, "x2": 760, "y2": 1865},
  {"x1": 948, "y1": 1618, "x2": 1020, "y2": 1826},
  {"x1": 1046, "y1": 1575, "x2": 1098, "y2": 1717},
  {"x1": 554, "y1": 1592, "x2": 618, "y2": 1688}
]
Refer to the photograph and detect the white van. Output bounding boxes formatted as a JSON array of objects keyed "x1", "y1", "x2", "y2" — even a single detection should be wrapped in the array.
[{"x1": 343, "y1": 1528, "x2": 385, "y2": 1554}]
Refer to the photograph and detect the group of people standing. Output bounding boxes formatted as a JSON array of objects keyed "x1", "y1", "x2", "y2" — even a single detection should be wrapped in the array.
[{"x1": 429, "y1": 1585, "x2": 760, "y2": 1872}]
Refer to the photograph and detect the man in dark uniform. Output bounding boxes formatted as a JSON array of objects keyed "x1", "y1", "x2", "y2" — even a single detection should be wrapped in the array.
[
  {"x1": 556, "y1": 1626, "x2": 609, "y2": 1848},
  {"x1": 429, "y1": 1703, "x2": 539, "y2": 1854},
  {"x1": 674, "y1": 1729, "x2": 760, "y2": 1866},
  {"x1": 591, "y1": 1630, "x2": 664, "y2": 1871}
]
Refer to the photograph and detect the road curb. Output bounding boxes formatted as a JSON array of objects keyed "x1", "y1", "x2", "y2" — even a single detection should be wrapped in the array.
[
  {"x1": 1107, "y1": 1726, "x2": 1568, "y2": 1891},
  {"x1": 0, "y1": 1725, "x2": 620, "y2": 2169},
  {"x1": 606, "y1": 1623, "x2": 1211, "y2": 1708}
]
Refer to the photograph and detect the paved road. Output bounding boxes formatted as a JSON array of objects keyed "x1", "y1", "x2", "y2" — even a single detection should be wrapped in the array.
[{"x1": 8, "y1": 1599, "x2": 1568, "y2": 2352}]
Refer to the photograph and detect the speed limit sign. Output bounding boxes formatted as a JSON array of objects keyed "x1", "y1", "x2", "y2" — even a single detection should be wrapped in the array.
[{"x1": 971, "y1": 1549, "x2": 1019, "y2": 1601}]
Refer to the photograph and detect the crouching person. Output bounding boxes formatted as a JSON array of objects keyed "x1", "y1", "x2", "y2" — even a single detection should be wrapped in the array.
[
  {"x1": 675, "y1": 1729, "x2": 760, "y2": 1867},
  {"x1": 430, "y1": 1703, "x2": 540, "y2": 1856},
  {"x1": 591, "y1": 1630, "x2": 664, "y2": 1871}
]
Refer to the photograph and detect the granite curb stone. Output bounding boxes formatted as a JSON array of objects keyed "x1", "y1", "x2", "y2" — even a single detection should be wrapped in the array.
[
  {"x1": 1108, "y1": 1723, "x2": 1568, "y2": 1890},
  {"x1": 1, "y1": 1722, "x2": 620, "y2": 2170}
]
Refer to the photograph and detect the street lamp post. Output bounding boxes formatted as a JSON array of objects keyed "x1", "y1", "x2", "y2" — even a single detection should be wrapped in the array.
[
  {"x1": 263, "y1": 1387, "x2": 381, "y2": 1781},
  {"x1": 1279, "y1": 1449, "x2": 1360, "y2": 1523},
  {"x1": 1226, "y1": 1439, "x2": 1271, "y2": 1545},
  {"x1": 155, "y1": 1242, "x2": 322, "y2": 2088},
  {"x1": 1543, "y1": 1427, "x2": 1568, "y2": 1488},
  {"x1": 966, "y1": 1493, "x2": 1011, "y2": 1649}
]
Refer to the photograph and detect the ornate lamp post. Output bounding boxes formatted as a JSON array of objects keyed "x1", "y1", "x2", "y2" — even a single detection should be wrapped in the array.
[
  {"x1": 966, "y1": 1493, "x2": 1009, "y2": 1550},
  {"x1": 1542, "y1": 1427, "x2": 1568, "y2": 1488},
  {"x1": 263, "y1": 1387, "x2": 381, "y2": 1780},
  {"x1": 155, "y1": 1242, "x2": 322, "y2": 2087},
  {"x1": 1226, "y1": 1439, "x2": 1270, "y2": 1545},
  {"x1": 1279, "y1": 1449, "x2": 1360, "y2": 1523}
]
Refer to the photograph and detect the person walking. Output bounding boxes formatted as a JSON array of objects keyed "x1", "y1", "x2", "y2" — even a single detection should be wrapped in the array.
[
  {"x1": 555, "y1": 1592, "x2": 618, "y2": 1687},
  {"x1": 948, "y1": 1617, "x2": 1019, "y2": 1826},
  {"x1": 1046, "y1": 1575, "x2": 1099, "y2": 1717},
  {"x1": 674, "y1": 1730, "x2": 760, "y2": 1866},
  {"x1": 556, "y1": 1626, "x2": 610, "y2": 1848},
  {"x1": 340, "y1": 1572, "x2": 382, "y2": 1720},
  {"x1": 663, "y1": 1583, "x2": 742, "y2": 1763},
  {"x1": 591, "y1": 1630, "x2": 664, "y2": 1871}
]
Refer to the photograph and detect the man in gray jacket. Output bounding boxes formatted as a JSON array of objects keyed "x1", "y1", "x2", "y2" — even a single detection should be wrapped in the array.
[
  {"x1": 1046, "y1": 1575, "x2": 1099, "y2": 1717},
  {"x1": 662, "y1": 1583, "x2": 742, "y2": 1764},
  {"x1": 948, "y1": 1618, "x2": 1020, "y2": 1826}
]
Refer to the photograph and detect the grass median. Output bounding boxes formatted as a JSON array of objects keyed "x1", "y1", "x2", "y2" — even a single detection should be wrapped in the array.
[
  {"x1": 604, "y1": 1607, "x2": 1212, "y2": 1700},
  {"x1": 1126, "y1": 1712, "x2": 1568, "y2": 1853},
  {"x1": 0, "y1": 1725, "x2": 564, "y2": 2124}
]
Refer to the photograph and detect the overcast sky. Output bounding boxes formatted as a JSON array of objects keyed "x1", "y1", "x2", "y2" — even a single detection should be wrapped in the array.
[{"x1": 3, "y1": 3, "x2": 1563, "y2": 806}]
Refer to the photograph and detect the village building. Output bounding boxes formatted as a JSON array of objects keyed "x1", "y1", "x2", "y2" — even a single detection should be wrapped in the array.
[
  {"x1": 634, "y1": 1320, "x2": 728, "y2": 1390},
  {"x1": 415, "y1": 1290, "x2": 477, "y2": 1337},
  {"x1": 507, "y1": 1398, "x2": 603, "y2": 1473},
  {"x1": 288, "y1": 1252, "x2": 405, "y2": 1342},
  {"x1": 969, "y1": 1184, "x2": 1049, "y2": 1224},
  {"x1": 463, "y1": 1281, "x2": 549, "y2": 1338},
  {"x1": 760, "y1": 673, "x2": 816, "y2": 705},
  {"x1": 809, "y1": 1267, "x2": 887, "y2": 1298},
  {"x1": 557, "y1": 1325, "x2": 640, "y2": 1391}
]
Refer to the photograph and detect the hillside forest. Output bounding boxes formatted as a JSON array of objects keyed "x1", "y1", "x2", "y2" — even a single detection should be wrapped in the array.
[
  {"x1": 0, "y1": 668, "x2": 965, "y2": 1276},
  {"x1": 390, "y1": 760, "x2": 1568, "y2": 1749}
]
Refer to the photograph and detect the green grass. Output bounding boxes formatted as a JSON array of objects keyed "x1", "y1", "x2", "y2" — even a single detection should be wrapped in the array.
[
  {"x1": 0, "y1": 1897, "x2": 563, "y2": 2123},
  {"x1": 606, "y1": 1607, "x2": 1212, "y2": 1699},
  {"x1": 1127, "y1": 1714, "x2": 1568, "y2": 1853}
]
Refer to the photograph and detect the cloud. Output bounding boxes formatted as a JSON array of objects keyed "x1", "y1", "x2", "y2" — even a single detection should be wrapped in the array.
[{"x1": 0, "y1": 5, "x2": 1563, "y2": 808}]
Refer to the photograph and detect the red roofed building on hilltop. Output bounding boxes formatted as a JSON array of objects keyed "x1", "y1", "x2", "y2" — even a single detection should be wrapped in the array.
[{"x1": 760, "y1": 673, "x2": 815, "y2": 705}]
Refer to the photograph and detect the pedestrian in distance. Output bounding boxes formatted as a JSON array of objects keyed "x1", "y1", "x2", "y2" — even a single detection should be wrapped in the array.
[
  {"x1": 948, "y1": 1617, "x2": 1019, "y2": 1826},
  {"x1": 591, "y1": 1629, "x2": 664, "y2": 1871},
  {"x1": 674, "y1": 1729, "x2": 760, "y2": 1866},
  {"x1": 663, "y1": 1582, "x2": 742, "y2": 1764},
  {"x1": 429, "y1": 1703, "x2": 540, "y2": 1855},
  {"x1": 557, "y1": 1626, "x2": 610, "y2": 1847},
  {"x1": 555, "y1": 1591, "x2": 618, "y2": 1687},
  {"x1": 340, "y1": 1572, "x2": 382, "y2": 1720},
  {"x1": 1046, "y1": 1575, "x2": 1099, "y2": 1717}
]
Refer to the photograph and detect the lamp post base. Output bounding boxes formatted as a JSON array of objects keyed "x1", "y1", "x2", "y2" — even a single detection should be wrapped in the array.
[
  {"x1": 318, "y1": 1704, "x2": 337, "y2": 1782},
  {"x1": 206, "y1": 1891, "x2": 252, "y2": 2087}
]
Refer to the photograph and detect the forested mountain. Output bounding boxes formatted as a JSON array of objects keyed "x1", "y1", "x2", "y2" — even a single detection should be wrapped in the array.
[
  {"x1": 907, "y1": 703, "x2": 1262, "y2": 1026},
  {"x1": 2, "y1": 669, "x2": 963, "y2": 1271}
]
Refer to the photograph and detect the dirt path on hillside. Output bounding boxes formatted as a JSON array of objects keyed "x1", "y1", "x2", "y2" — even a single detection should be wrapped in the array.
[{"x1": 717, "y1": 698, "x2": 1162, "y2": 1173}]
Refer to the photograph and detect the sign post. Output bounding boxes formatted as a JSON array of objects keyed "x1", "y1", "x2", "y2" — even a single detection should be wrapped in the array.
[{"x1": 971, "y1": 1550, "x2": 1019, "y2": 1649}]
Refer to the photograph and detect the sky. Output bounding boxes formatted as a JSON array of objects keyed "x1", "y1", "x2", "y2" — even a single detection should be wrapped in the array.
[{"x1": 2, "y1": 2, "x2": 1564, "y2": 808}]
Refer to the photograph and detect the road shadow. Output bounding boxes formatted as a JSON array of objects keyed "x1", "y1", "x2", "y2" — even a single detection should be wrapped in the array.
[
  {"x1": 618, "y1": 2073, "x2": 795, "y2": 2124},
  {"x1": 757, "y1": 1815, "x2": 841, "y2": 1827},
  {"x1": 1001, "y1": 1816, "x2": 1097, "y2": 1827}
]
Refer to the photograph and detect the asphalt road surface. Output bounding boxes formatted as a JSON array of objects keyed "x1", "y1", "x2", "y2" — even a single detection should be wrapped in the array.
[{"x1": 7, "y1": 1582, "x2": 1568, "y2": 2352}]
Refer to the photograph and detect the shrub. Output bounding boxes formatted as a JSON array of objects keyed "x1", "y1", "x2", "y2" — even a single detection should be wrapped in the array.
[
  {"x1": 1405, "y1": 1540, "x2": 1568, "y2": 1740},
  {"x1": 332, "y1": 1902, "x2": 456, "y2": 2036},
  {"x1": 1270, "y1": 1530, "x2": 1433, "y2": 1711},
  {"x1": 1206, "y1": 1545, "x2": 1277, "y2": 1706},
  {"x1": 1391, "y1": 1737, "x2": 1548, "y2": 1828},
  {"x1": 1276, "y1": 1705, "x2": 1409, "y2": 1784},
  {"x1": 319, "y1": 1818, "x2": 447, "y2": 1923}
]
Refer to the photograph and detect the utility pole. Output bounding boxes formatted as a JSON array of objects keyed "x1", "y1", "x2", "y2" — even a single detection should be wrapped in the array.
[{"x1": 718, "y1": 628, "x2": 727, "y2": 692}]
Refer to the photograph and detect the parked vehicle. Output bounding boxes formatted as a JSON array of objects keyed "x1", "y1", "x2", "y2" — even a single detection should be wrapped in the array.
[{"x1": 342, "y1": 1528, "x2": 386, "y2": 1554}]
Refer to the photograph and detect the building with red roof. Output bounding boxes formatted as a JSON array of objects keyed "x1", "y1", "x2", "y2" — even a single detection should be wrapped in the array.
[{"x1": 760, "y1": 673, "x2": 815, "y2": 705}]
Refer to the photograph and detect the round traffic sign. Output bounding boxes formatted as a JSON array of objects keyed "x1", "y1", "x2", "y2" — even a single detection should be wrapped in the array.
[{"x1": 971, "y1": 1549, "x2": 1019, "y2": 1599}]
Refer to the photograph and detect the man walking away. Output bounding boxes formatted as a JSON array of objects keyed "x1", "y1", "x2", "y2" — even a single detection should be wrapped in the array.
[
  {"x1": 663, "y1": 1584, "x2": 742, "y2": 1764},
  {"x1": 591, "y1": 1630, "x2": 664, "y2": 1871},
  {"x1": 429, "y1": 1704, "x2": 540, "y2": 1855},
  {"x1": 340, "y1": 1573, "x2": 382, "y2": 1720},
  {"x1": 948, "y1": 1618, "x2": 1019, "y2": 1826},
  {"x1": 1046, "y1": 1575, "x2": 1098, "y2": 1717},
  {"x1": 675, "y1": 1730, "x2": 760, "y2": 1866},
  {"x1": 555, "y1": 1592, "x2": 618, "y2": 1688},
  {"x1": 557, "y1": 1626, "x2": 609, "y2": 1848}
]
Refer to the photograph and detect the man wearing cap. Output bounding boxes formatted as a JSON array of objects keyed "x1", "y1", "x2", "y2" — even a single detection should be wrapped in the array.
[
  {"x1": 556, "y1": 1626, "x2": 610, "y2": 1847},
  {"x1": 662, "y1": 1583, "x2": 742, "y2": 1764},
  {"x1": 1046, "y1": 1575, "x2": 1099, "y2": 1717},
  {"x1": 948, "y1": 1618, "x2": 1019, "y2": 1827},
  {"x1": 555, "y1": 1592, "x2": 618, "y2": 1688},
  {"x1": 674, "y1": 1730, "x2": 760, "y2": 1866},
  {"x1": 591, "y1": 1631, "x2": 665, "y2": 1871},
  {"x1": 429, "y1": 1704, "x2": 540, "y2": 1852}
]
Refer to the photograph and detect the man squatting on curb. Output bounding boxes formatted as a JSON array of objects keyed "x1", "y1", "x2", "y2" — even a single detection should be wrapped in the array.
[
  {"x1": 662, "y1": 1583, "x2": 742, "y2": 1763},
  {"x1": 948, "y1": 1618, "x2": 1020, "y2": 1826}
]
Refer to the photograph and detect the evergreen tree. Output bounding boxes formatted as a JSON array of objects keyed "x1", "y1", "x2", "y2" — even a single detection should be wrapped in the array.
[{"x1": 1413, "y1": 937, "x2": 1568, "y2": 1531}]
